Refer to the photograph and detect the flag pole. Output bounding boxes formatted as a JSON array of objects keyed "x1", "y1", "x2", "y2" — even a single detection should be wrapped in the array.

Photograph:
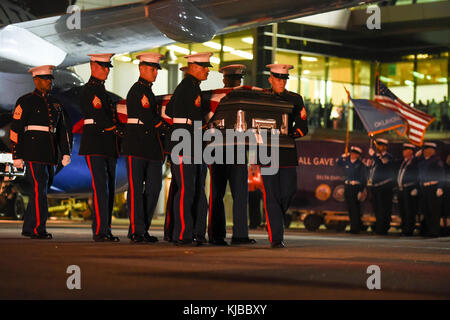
[{"x1": 344, "y1": 86, "x2": 350, "y2": 154}]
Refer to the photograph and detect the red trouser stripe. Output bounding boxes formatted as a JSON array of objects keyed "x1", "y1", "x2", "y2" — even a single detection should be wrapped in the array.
[
  {"x1": 179, "y1": 156, "x2": 185, "y2": 241},
  {"x1": 128, "y1": 156, "x2": 135, "y2": 235},
  {"x1": 260, "y1": 176, "x2": 273, "y2": 243},
  {"x1": 86, "y1": 156, "x2": 101, "y2": 235},
  {"x1": 29, "y1": 163, "x2": 40, "y2": 235}
]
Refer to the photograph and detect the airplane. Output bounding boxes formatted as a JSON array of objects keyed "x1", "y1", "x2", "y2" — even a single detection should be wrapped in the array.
[{"x1": 0, "y1": 0, "x2": 379, "y2": 217}]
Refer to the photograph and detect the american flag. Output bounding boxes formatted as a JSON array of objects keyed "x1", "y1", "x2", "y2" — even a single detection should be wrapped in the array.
[{"x1": 374, "y1": 77, "x2": 435, "y2": 146}]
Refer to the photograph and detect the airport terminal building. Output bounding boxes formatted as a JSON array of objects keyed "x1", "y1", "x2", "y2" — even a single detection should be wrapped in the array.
[{"x1": 73, "y1": 0, "x2": 449, "y2": 133}]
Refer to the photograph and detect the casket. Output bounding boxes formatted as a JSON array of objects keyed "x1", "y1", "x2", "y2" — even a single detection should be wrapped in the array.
[{"x1": 208, "y1": 89, "x2": 295, "y2": 148}]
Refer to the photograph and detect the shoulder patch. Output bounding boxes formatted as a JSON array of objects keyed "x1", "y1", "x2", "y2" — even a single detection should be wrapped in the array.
[
  {"x1": 195, "y1": 95, "x2": 201, "y2": 107},
  {"x1": 92, "y1": 96, "x2": 102, "y2": 109},
  {"x1": 300, "y1": 107, "x2": 307, "y2": 120},
  {"x1": 13, "y1": 105, "x2": 22, "y2": 120},
  {"x1": 10, "y1": 130, "x2": 18, "y2": 143},
  {"x1": 141, "y1": 94, "x2": 150, "y2": 108}
]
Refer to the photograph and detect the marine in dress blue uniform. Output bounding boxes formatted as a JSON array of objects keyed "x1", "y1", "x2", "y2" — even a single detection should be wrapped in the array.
[
  {"x1": 367, "y1": 138, "x2": 394, "y2": 235},
  {"x1": 260, "y1": 64, "x2": 308, "y2": 248},
  {"x1": 394, "y1": 143, "x2": 419, "y2": 236},
  {"x1": 165, "y1": 52, "x2": 211, "y2": 246},
  {"x1": 417, "y1": 142, "x2": 445, "y2": 237},
  {"x1": 163, "y1": 66, "x2": 187, "y2": 242},
  {"x1": 11, "y1": 65, "x2": 71, "y2": 239},
  {"x1": 208, "y1": 64, "x2": 255, "y2": 246},
  {"x1": 337, "y1": 146, "x2": 366, "y2": 234},
  {"x1": 79, "y1": 53, "x2": 121, "y2": 242},
  {"x1": 122, "y1": 53, "x2": 169, "y2": 243}
]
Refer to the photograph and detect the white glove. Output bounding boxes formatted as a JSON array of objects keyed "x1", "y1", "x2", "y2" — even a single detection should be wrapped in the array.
[
  {"x1": 368, "y1": 148, "x2": 375, "y2": 156},
  {"x1": 13, "y1": 159, "x2": 24, "y2": 169},
  {"x1": 62, "y1": 155, "x2": 71, "y2": 167},
  {"x1": 436, "y1": 188, "x2": 443, "y2": 197},
  {"x1": 341, "y1": 153, "x2": 349, "y2": 158},
  {"x1": 410, "y1": 189, "x2": 418, "y2": 196},
  {"x1": 415, "y1": 149, "x2": 422, "y2": 158}
]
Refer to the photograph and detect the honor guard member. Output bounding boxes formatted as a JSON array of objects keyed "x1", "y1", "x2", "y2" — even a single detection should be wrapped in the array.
[
  {"x1": 417, "y1": 142, "x2": 445, "y2": 237},
  {"x1": 261, "y1": 64, "x2": 308, "y2": 248},
  {"x1": 208, "y1": 64, "x2": 256, "y2": 246},
  {"x1": 337, "y1": 146, "x2": 366, "y2": 234},
  {"x1": 367, "y1": 138, "x2": 394, "y2": 235},
  {"x1": 122, "y1": 52, "x2": 169, "y2": 243},
  {"x1": 11, "y1": 65, "x2": 71, "y2": 239},
  {"x1": 162, "y1": 65, "x2": 189, "y2": 242},
  {"x1": 395, "y1": 143, "x2": 419, "y2": 236},
  {"x1": 165, "y1": 52, "x2": 211, "y2": 245},
  {"x1": 79, "y1": 53, "x2": 121, "y2": 242},
  {"x1": 248, "y1": 164, "x2": 263, "y2": 229}
]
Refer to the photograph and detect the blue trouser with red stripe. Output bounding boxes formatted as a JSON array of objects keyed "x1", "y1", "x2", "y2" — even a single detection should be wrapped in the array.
[
  {"x1": 126, "y1": 156, "x2": 162, "y2": 236},
  {"x1": 261, "y1": 167, "x2": 297, "y2": 243},
  {"x1": 164, "y1": 166, "x2": 177, "y2": 240},
  {"x1": 85, "y1": 156, "x2": 117, "y2": 237},
  {"x1": 208, "y1": 164, "x2": 249, "y2": 241},
  {"x1": 171, "y1": 160, "x2": 207, "y2": 242},
  {"x1": 22, "y1": 162, "x2": 52, "y2": 235}
]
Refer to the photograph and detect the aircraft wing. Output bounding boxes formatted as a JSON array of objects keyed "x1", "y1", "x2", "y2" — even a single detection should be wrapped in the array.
[{"x1": 0, "y1": 0, "x2": 377, "y2": 72}]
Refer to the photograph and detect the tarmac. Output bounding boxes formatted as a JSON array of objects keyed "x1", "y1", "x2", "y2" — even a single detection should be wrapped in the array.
[{"x1": 0, "y1": 218, "x2": 449, "y2": 301}]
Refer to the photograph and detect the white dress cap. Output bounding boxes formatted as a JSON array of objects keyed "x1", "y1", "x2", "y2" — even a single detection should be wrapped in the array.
[
  {"x1": 266, "y1": 64, "x2": 293, "y2": 79},
  {"x1": 184, "y1": 52, "x2": 213, "y2": 67},
  {"x1": 219, "y1": 64, "x2": 246, "y2": 76},
  {"x1": 88, "y1": 53, "x2": 114, "y2": 67},
  {"x1": 28, "y1": 65, "x2": 55, "y2": 78},
  {"x1": 136, "y1": 52, "x2": 164, "y2": 69}
]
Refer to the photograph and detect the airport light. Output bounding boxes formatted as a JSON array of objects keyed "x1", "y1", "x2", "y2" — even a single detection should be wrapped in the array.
[
  {"x1": 116, "y1": 55, "x2": 132, "y2": 62},
  {"x1": 379, "y1": 76, "x2": 395, "y2": 83},
  {"x1": 301, "y1": 56, "x2": 318, "y2": 62},
  {"x1": 241, "y1": 37, "x2": 254, "y2": 45},
  {"x1": 166, "y1": 45, "x2": 192, "y2": 55},
  {"x1": 231, "y1": 50, "x2": 253, "y2": 60},
  {"x1": 203, "y1": 41, "x2": 233, "y2": 52},
  {"x1": 411, "y1": 71, "x2": 424, "y2": 79},
  {"x1": 201, "y1": 41, "x2": 253, "y2": 60}
]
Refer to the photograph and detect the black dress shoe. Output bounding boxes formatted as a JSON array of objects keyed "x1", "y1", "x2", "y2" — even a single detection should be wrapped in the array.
[
  {"x1": 21, "y1": 232, "x2": 33, "y2": 237},
  {"x1": 209, "y1": 238, "x2": 229, "y2": 246},
  {"x1": 107, "y1": 234, "x2": 120, "y2": 242},
  {"x1": 231, "y1": 237, "x2": 256, "y2": 245},
  {"x1": 31, "y1": 232, "x2": 53, "y2": 239},
  {"x1": 93, "y1": 234, "x2": 110, "y2": 242},
  {"x1": 173, "y1": 239, "x2": 193, "y2": 246},
  {"x1": 130, "y1": 234, "x2": 145, "y2": 243},
  {"x1": 163, "y1": 236, "x2": 173, "y2": 242},
  {"x1": 193, "y1": 236, "x2": 207, "y2": 246},
  {"x1": 144, "y1": 232, "x2": 158, "y2": 243},
  {"x1": 270, "y1": 241, "x2": 286, "y2": 248}
]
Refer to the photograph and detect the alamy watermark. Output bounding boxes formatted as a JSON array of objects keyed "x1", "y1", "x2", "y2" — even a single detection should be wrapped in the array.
[
  {"x1": 366, "y1": 265, "x2": 381, "y2": 290},
  {"x1": 366, "y1": 6, "x2": 381, "y2": 30},
  {"x1": 170, "y1": 121, "x2": 280, "y2": 175},
  {"x1": 66, "y1": 5, "x2": 81, "y2": 30},
  {"x1": 66, "y1": 265, "x2": 81, "y2": 290}
]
